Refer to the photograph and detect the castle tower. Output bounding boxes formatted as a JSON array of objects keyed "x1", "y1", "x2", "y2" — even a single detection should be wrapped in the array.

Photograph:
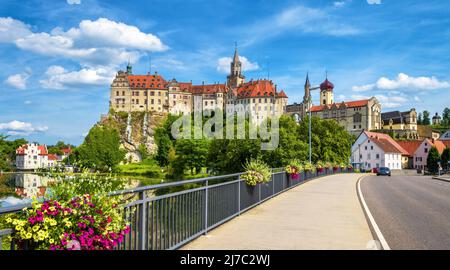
[
  {"x1": 126, "y1": 60, "x2": 132, "y2": 75},
  {"x1": 319, "y1": 73, "x2": 334, "y2": 106},
  {"x1": 227, "y1": 43, "x2": 245, "y2": 88}
]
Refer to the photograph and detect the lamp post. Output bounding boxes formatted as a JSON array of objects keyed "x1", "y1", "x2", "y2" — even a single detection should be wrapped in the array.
[{"x1": 307, "y1": 86, "x2": 320, "y2": 164}]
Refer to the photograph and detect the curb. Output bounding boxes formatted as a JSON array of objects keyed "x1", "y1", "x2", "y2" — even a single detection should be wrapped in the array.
[
  {"x1": 431, "y1": 177, "x2": 450, "y2": 183},
  {"x1": 356, "y1": 176, "x2": 391, "y2": 250}
]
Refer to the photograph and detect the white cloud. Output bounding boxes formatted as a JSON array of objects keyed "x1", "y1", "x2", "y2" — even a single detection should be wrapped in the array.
[
  {"x1": 242, "y1": 4, "x2": 360, "y2": 46},
  {"x1": 374, "y1": 94, "x2": 408, "y2": 108},
  {"x1": 1, "y1": 17, "x2": 166, "y2": 68},
  {"x1": 352, "y1": 84, "x2": 375, "y2": 92},
  {"x1": 39, "y1": 65, "x2": 115, "y2": 89},
  {"x1": 67, "y1": 0, "x2": 81, "y2": 4},
  {"x1": 65, "y1": 18, "x2": 167, "y2": 51},
  {"x1": 0, "y1": 120, "x2": 48, "y2": 136},
  {"x1": 334, "y1": 1, "x2": 346, "y2": 7},
  {"x1": 24, "y1": 100, "x2": 32, "y2": 105},
  {"x1": 217, "y1": 56, "x2": 260, "y2": 73},
  {"x1": 352, "y1": 73, "x2": 450, "y2": 91},
  {"x1": 367, "y1": 0, "x2": 381, "y2": 4},
  {"x1": 4, "y1": 73, "x2": 30, "y2": 89},
  {"x1": 0, "y1": 17, "x2": 31, "y2": 42}
]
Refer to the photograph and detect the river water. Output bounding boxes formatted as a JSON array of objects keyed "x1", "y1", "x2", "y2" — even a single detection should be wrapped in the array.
[{"x1": 0, "y1": 173, "x2": 163, "y2": 208}]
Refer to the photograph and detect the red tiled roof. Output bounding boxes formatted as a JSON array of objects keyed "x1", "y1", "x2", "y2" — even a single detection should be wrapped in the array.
[
  {"x1": 371, "y1": 137, "x2": 404, "y2": 154},
  {"x1": 277, "y1": 90, "x2": 288, "y2": 98},
  {"x1": 61, "y1": 148, "x2": 72, "y2": 154},
  {"x1": 127, "y1": 74, "x2": 168, "y2": 89},
  {"x1": 364, "y1": 131, "x2": 409, "y2": 155},
  {"x1": 178, "y1": 82, "x2": 192, "y2": 92},
  {"x1": 38, "y1": 145, "x2": 47, "y2": 155},
  {"x1": 189, "y1": 84, "x2": 227, "y2": 95},
  {"x1": 16, "y1": 144, "x2": 27, "y2": 155},
  {"x1": 48, "y1": 154, "x2": 58, "y2": 161},
  {"x1": 429, "y1": 139, "x2": 446, "y2": 154},
  {"x1": 235, "y1": 80, "x2": 288, "y2": 99},
  {"x1": 396, "y1": 140, "x2": 422, "y2": 157},
  {"x1": 310, "y1": 99, "x2": 370, "y2": 112}
]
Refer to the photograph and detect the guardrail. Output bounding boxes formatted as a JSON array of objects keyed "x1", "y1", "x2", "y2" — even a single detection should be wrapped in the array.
[{"x1": 0, "y1": 167, "x2": 352, "y2": 250}]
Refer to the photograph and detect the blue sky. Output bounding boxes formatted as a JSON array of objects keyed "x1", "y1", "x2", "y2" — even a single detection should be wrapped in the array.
[{"x1": 0, "y1": 0, "x2": 449, "y2": 145}]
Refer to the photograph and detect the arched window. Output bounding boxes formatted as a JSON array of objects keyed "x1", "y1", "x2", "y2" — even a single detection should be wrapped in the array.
[{"x1": 353, "y1": 113, "x2": 362, "y2": 123}]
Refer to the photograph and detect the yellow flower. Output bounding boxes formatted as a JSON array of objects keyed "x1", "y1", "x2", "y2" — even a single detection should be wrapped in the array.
[
  {"x1": 15, "y1": 225, "x2": 23, "y2": 232},
  {"x1": 50, "y1": 220, "x2": 57, "y2": 226},
  {"x1": 26, "y1": 232, "x2": 32, "y2": 239},
  {"x1": 6, "y1": 217, "x2": 12, "y2": 223},
  {"x1": 49, "y1": 239, "x2": 54, "y2": 244},
  {"x1": 32, "y1": 225, "x2": 40, "y2": 232}
]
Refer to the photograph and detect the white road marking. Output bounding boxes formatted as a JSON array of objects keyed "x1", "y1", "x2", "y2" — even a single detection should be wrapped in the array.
[{"x1": 357, "y1": 176, "x2": 391, "y2": 250}]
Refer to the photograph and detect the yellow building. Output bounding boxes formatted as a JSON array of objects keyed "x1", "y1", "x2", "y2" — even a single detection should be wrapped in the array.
[{"x1": 109, "y1": 46, "x2": 288, "y2": 119}]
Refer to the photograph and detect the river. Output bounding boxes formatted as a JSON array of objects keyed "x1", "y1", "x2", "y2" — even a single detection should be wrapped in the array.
[{"x1": 0, "y1": 173, "x2": 164, "y2": 208}]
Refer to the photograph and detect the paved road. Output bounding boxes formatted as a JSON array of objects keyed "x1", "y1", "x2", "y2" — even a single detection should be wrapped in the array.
[
  {"x1": 361, "y1": 176, "x2": 450, "y2": 250},
  {"x1": 182, "y1": 174, "x2": 374, "y2": 250}
]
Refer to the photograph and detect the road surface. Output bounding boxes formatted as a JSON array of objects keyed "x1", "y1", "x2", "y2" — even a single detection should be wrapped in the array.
[{"x1": 361, "y1": 176, "x2": 450, "y2": 250}]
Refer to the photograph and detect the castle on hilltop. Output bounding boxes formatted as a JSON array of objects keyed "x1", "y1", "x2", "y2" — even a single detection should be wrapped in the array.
[
  {"x1": 286, "y1": 74, "x2": 382, "y2": 135},
  {"x1": 109, "y1": 46, "x2": 288, "y2": 123}
]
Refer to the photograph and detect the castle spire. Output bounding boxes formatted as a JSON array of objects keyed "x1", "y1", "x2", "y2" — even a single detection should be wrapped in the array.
[{"x1": 233, "y1": 42, "x2": 239, "y2": 63}]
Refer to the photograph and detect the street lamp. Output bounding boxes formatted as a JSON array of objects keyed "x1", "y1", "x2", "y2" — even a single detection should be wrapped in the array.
[{"x1": 307, "y1": 86, "x2": 320, "y2": 164}]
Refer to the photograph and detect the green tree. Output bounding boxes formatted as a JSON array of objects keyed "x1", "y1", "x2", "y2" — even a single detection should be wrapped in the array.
[
  {"x1": 417, "y1": 113, "x2": 423, "y2": 125},
  {"x1": 72, "y1": 125, "x2": 125, "y2": 172},
  {"x1": 443, "y1": 107, "x2": 450, "y2": 126},
  {"x1": 0, "y1": 134, "x2": 27, "y2": 171},
  {"x1": 171, "y1": 139, "x2": 209, "y2": 176},
  {"x1": 422, "y1": 110, "x2": 431, "y2": 125},
  {"x1": 441, "y1": 147, "x2": 450, "y2": 170},
  {"x1": 262, "y1": 115, "x2": 308, "y2": 167},
  {"x1": 426, "y1": 146, "x2": 440, "y2": 174}
]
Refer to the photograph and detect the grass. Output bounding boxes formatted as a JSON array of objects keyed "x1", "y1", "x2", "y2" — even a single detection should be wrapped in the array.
[{"x1": 116, "y1": 159, "x2": 164, "y2": 178}]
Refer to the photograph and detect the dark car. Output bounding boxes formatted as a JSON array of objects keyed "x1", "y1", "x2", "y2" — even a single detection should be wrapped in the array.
[{"x1": 377, "y1": 167, "x2": 391, "y2": 176}]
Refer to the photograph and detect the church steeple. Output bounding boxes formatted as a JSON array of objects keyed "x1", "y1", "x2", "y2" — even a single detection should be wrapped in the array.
[
  {"x1": 227, "y1": 42, "x2": 245, "y2": 88},
  {"x1": 126, "y1": 59, "x2": 132, "y2": 75},
  {"x1": 303, "y1": 72, "x2": 311, "y2": 102}
]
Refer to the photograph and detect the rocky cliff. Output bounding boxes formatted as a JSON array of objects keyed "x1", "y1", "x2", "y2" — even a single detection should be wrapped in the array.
[{"x1": 99, "y1": 111, "x2": 167, "y2": 163}]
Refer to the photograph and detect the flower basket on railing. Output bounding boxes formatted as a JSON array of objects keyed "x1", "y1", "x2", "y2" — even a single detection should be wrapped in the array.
[
  {"x1": 285, "y1": 160, "x2": 303, "y2": 182},
  {"x1": 316, "y1": 161, "x2": 325, "y2": 174},
  {"x1": 6, "y1": 195, "x2": 130, "y2": 250},
  {"x1": 241, "y1": 159, "x2": 271, "y2": 187}
]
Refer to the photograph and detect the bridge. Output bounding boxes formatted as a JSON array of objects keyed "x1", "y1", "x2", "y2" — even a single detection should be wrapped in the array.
[{"x1": 0, "y1": 168, "x2": 377, "y2": 250}]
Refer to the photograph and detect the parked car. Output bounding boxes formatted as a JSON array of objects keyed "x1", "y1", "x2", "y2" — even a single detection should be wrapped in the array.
[
  {"x1": 377, "y1": 167, "x2": 391, "y2": 176},
  {"x1": 372, "y1": 168, "x2": 379, "y2": 174}
]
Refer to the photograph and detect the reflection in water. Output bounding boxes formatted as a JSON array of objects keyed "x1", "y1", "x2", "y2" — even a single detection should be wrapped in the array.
[
  {"x1": 14, "y1": 173, "x2": 52, "y2": 199},
  {"x1": 0, "y1": 173, "x2": 53, "y2": 208}
]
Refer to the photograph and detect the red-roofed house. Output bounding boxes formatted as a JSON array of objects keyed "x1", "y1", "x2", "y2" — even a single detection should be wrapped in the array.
[
  {"x1": 352, "y1": 131, "x2": 408, "y2": 170},
  {"x1": 15, "y1": 143, "x2": 56, "y2": 170},
  {"x1": 413, "y1": 139, "x2": 447, "y2": 170},
  {"x1": 396, "y1": 140, "x2": 422, "y2": 168}
]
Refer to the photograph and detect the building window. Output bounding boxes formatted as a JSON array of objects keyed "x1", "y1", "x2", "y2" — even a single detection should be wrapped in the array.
[
  {"x1": 424, "y1": 148, "x2": 428, "y2": 153},
  {"x1": 353, "y1": 113, "x2": 362, "y2": 123},
  {"x1": 376, "y1": 154, "x2": 380, "y2": 159}
]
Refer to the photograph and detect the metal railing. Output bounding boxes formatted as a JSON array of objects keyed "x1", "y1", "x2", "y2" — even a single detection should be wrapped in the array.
[{"x1": 0, "y1": 167, "x2": 352, "y2": 250}]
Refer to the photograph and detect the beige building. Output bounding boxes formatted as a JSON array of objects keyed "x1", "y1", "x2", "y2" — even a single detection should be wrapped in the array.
[
  {"x1": 286, "y1": 74, "x2": 381, "y2": 135},
  {"x1": 379, "y1": 109, "x2": 418, "y2": 139},
  {"x1": 109, "y1": 46, "x2": 288, "y2": 120}
]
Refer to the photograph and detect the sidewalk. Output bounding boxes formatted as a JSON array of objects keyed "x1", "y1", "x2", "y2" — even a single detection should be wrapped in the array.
[{"x1": 181, "y1": 173, "x2": 374, "y2": 250}]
